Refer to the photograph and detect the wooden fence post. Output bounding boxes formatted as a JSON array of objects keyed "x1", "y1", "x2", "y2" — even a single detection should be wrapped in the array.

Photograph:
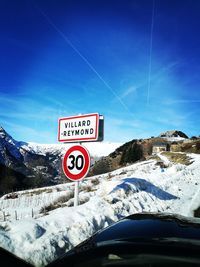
[
  {"x1": 3, "y1": 211, "x2": 5, "y2": 222},
  {"x1": 15, "y1": 210, "x2": 17, "y2": 220}
]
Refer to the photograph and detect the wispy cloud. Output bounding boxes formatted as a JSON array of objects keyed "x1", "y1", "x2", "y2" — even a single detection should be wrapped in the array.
[
  {"x1": 154, "y1": 108, "x2": 191, "y2": 128},
  {"x1": 1, "y1": 120, "x2": 57, "y2": 143},
  {"x1": 121, "y1": 86, "x2": 139, "y2": 99},
  {"x1": 163, "y1": 98, "x2": 200, "y2": 105},
  {"x1": 0, "y1": 110, "x2": 57, "y2": 122},
  {"x1": 119, "y1": 61, "x2": 180, "y2": 104},
  {"x1": 0, "y1": 91, "x2": 73, "y2": 120},
  {"x1": 154, "y1": 61, "x2": 180, "y2": 77},
  {"x1": 1, "y1": 121, "x2": 40, "y2": 140},
  {"x1": 0, "y1": 93, "x2": 22, "y2": 106}
]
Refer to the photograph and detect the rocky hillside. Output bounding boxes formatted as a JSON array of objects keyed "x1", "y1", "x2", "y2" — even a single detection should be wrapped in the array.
[
  {"x1": 0, "y1": 127, "x2": 67, "y2": 194},
  {"x1": 89, "y1": 130, "x2": 199, "y2": 176},
  {"x1": 89, "y1": 139, "x2": 151, "y2": 176},
  {"x1": 170, "y1": 139, "x2": 200, "y2": 153},
  {"x1": 0, "y1": 163, "x2": 28, "y2": 194}
]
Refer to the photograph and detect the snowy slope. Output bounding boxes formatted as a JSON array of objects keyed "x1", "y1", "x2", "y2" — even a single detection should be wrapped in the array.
[
  {"x1": 0, "y1": 152, "x2": 200, "y2": 266},
  {"x1": 164, "y1": 136, "x2": 186, "y2": 142}
]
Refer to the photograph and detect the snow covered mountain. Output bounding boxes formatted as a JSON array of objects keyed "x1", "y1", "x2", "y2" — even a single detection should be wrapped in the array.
[
  {"x1": 0, "y1": 126, "x2": 26, "y2": 164},
  {"x1": 1, "y1": 126, "x2": 197, "y2": 194},
  {"x1": 159, "y1": 130, "x2": 188, "y2": 141},
  {"x1": 0, "y1": 127, "x2": 63, "y2": 192},
  {"x1": 0, "y1": 127, "x2": 121, "y2": 193},
  {"x1": 0, "y1": 151, "x2": 200, "y2": 266},
  {"x1": 27, "y1": 141, "x2": 122, "y2": 159}
]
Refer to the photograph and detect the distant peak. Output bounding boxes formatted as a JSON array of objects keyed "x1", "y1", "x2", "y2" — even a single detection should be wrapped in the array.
[
  {"x1": 0, "y1": 127, "x2": 15, "y2": 141},
  {"x1": 0, "y1": 126, "x2": 7, "y2": 137},
  {"x1": 159, "y1": 130, "x2": 188, "y2": 139}
]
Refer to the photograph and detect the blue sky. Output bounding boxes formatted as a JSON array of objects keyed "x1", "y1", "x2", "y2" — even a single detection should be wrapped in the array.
[{"x1": 1, "y1": 0, "x2": 200, "y2": 143}]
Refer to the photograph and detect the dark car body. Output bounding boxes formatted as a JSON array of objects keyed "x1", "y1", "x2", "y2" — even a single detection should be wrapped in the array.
[
  {"x1": 2, "y1": 212, "x2": 200, "y2": 266},
  {"x1": 48, "y1": 212, "x2": 200, "y2": 267}
]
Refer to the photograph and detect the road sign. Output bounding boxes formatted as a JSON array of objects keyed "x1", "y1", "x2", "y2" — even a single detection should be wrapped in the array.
[
  {"x1": 58, "y1": 113, "x2": 99, "y2": 143},
  {"x1": 62, "y1": 145, "x2": 90, "y2": 182}
]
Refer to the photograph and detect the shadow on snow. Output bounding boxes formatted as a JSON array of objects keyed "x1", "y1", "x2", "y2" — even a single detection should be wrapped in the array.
[{"x1": 110, "y1": 178, "x2": 178, "y2": 200}]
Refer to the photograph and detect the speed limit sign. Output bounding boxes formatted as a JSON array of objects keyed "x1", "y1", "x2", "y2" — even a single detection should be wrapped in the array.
[{"x1": 62, "y1": 145, "x2": 90, "y2": 181}]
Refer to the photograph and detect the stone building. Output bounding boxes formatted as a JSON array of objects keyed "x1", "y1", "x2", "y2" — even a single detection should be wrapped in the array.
[{"x1": 152, "y1": 142, "x2": 169, "y2": 154}]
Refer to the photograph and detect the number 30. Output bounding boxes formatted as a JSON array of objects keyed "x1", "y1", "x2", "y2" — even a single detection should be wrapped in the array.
[{"x1": 68, "y1": 154, "x2": 84, "y2": 170}]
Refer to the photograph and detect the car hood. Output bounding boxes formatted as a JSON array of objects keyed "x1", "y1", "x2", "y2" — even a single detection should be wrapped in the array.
[
  {"x1": 72, "y1": 212, "x2": 200, "y2": 255},
  {"x1": 94, "y1": 212, "x2": 200, "y2": 243}
]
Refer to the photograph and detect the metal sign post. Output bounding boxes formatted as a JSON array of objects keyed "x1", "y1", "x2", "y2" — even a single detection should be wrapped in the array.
[
  {"x1": 74, "y1": 181, "x2": 79, "y2": 207},
  {"x1": 62, "y1": 144, "x2": 90, "y2": 207},
  {"x1": 74, "y1": 142, "x2": 82, "y2": 207},
  {"x1": 59, "y1": 113, "x2": 104, "y2": 207}
]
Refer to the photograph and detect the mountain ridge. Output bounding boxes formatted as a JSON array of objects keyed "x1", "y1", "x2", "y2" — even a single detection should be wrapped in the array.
[
  {"x1": 159, "y1": 130, "x2": 189, "y2": 139},
  {"x1": 89, "y1": 130, "x2": 200, "y2": 176},
  {"x1": 0, "y1": 126, "x2": 199, "y2": 193},
  {"x1": 0, "y1": 127, "x2": 121, "y2": 193}
]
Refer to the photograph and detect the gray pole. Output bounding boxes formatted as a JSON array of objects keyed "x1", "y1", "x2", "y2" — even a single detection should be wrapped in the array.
[
  {"x1": 74, "y1": 141, "x2": 82, "y2": 207},
  {"x1": 74, "y1": 181, "x2": 79, "y2": 207}
]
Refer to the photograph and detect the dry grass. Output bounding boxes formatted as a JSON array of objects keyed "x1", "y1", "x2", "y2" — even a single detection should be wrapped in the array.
[
  {"x1": 20, "y1": 188, "x2": 53, "y2": 197},
  {"x1": 162, "y1": 152, "x2": 192, "y2": 165},
  {"x1": 39, "y1": 191, "x2": 74, "y2": 213},
  {"x1": 81, "y1": 184, "x2": 96, "y2": 192},
  {"x1": 148, "y1": 155, "x2": 161, "y2": 162}
]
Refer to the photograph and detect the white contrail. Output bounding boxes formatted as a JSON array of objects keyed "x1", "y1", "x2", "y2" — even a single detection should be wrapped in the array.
[
  {"x1": 33, "y1": 3, "x2": 131, "y2": 113},
  {"x1": 147, "y1": 0, "x2": 155, "y2": 105}
]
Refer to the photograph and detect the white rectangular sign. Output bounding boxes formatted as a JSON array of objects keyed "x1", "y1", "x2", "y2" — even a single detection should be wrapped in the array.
[{"x1": 58, "y1": 113, "x2": 99, "y2": 143}]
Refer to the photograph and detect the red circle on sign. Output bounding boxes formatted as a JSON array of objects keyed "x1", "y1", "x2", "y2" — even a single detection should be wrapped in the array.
[{"x1": 62, "y1": 145, "x2": 90, "y2": 181}]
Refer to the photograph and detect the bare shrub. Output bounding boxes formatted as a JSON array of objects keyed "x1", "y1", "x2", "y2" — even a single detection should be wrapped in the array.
[
  {"x1": 82, "y1": 184, "x2": 93, "y2": 192},
  {"x1": 56, "y1": 192, "x2": 74, "y2": 203},
  {"x1": 4, "y1": 192, "x2": 18, "y2": 199},
  {"x1": 107, "y1": 172, "x2": 113, "y2": 180},
  {"x1": 79, "y1": 196, "x2": 90, "y2": 205},
  {"x1": 91, "y1": 178, "x2": 100, "y2": 186}
]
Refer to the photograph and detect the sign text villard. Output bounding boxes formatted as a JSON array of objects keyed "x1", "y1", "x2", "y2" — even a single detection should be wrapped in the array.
[{"x1": 62, "y1": 119, "x2": 94, "y2": 137}]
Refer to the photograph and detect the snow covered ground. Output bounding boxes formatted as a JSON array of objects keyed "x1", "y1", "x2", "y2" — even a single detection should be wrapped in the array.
[
  {"x1": 164, "y1": 137, "x2": 187, "y2": 142},
  {"x1": 0, "y1": 152, "x2": 200, "y2": 266}
]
